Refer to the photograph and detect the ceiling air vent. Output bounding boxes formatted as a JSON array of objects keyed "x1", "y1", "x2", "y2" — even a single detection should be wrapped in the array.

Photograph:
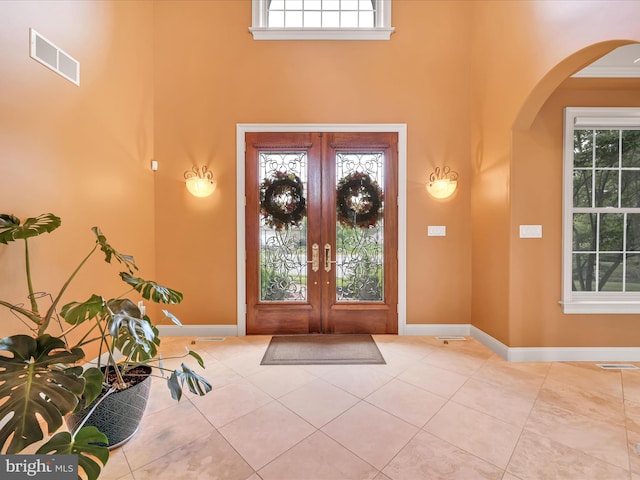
[{"x1": 29, "y1": 28, "x2": 80, "y2": 86}]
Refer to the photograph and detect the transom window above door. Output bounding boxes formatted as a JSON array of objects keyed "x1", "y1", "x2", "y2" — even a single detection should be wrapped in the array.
[{"x1": 250, "y1": 0, "x2": 394, "y2": 40}]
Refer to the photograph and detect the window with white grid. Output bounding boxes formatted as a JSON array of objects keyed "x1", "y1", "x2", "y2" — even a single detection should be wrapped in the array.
[
  {"x1": 562, "y1": 107, "x2": 640, "y2": 313},
  {"x1": 250, "y1": 0, "x2": 394, "y2": 40}
]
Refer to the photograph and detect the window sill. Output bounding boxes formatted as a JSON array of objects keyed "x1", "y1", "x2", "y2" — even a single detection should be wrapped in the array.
[
  {"x1": 249, "y1": 27, "x2": 395, "y2": 41},
  {"x1": 560, "y1": 300, "x2": 640, "y2": 314}
]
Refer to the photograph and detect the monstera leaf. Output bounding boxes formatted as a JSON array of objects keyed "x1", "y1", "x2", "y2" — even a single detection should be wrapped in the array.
[
  {"x1": 0, "y1": 334, "x2": 95, "y2": 453},
  {"x1": 0, "y1": 213, "x2": 61, "y2": 244},
  {"x1": 108, "y1": 299, "x2": 158, "y2": 362},
  {"x1": 120, "y1": 272, "x2": 184, "y2": 304},
  {"x1": 92, "y1": 226, "x2": 137, "y2": 274},
  {"x1": 167, "y1": 361, "x2": 212, "y2": 401},
  {"x1": 36, "y1": 427, "x2": 109, "y2": 480},
  {"x1": 60, "y1": 294, "x2": 106, "y2": 326}
]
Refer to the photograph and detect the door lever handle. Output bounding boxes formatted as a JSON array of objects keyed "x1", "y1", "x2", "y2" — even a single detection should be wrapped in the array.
[
  {"x1": 324, "y1": 243, "x2": 336, "y2": 272},
  {"x1": 307, "y1": 243, "x2": 319, "y2": 272}
]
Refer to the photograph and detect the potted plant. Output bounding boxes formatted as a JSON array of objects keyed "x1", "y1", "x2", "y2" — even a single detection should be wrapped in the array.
[{"x1": 0, "y1": 213, "x2": 212, "y2": 480}]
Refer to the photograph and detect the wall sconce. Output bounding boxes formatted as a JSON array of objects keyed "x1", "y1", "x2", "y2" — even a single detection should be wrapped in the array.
[
  {"x1": 184, "y1": 166, "x2": 216, "y2": 197},
  {"x1": 426, "y1": 166, "x2": 458, "y2": 199}
]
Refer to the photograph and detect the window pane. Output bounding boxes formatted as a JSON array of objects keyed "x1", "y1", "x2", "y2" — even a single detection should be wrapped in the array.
[
  {"x1": 573, "y1": 170, "x2": 592, "y2": 207},
  {"x1": 599, "y1": 253, "x2": 624, "y2": 291},
  {"x1": 271, "y1": 0, "x2": 285, "y2": 8},
  {"x1": 574, "y1": 130, "x2": 593, "y2": 168},
  {"x1": 572, "y1": 253, "x2": 596, "y2": 291},
  {"x1": 287, "y1": 0, "x2": 303, "y2": 9},
  {"x1": 599, "y1": 213, "x2": 623, "y2": 252},
  {"x1": 622, "y1": 130, "x2": 640, "y2": 167},
  {"x1": 341, "y1": 11, "x2": 358, "y2": 27},
  {"x1": 304, "y1": 0, "x2": 321, "y2": 9},
  {"x1": 621, "y1": 170, "x2": 640, "y2": 207},
  {"x1": 573, "y1": 213, "x2": 596, "y2": 251},
  {"x1": 627, "y1": 214, "x2": 640, "y2": 251},
  {"x1": 305, "y1": 11, "x2": 321, "y2": 26},
  {"x1": 594, "y1": 169, "x2": 618, "y2": 207},
  {"x1": 269, "y1": 11, "x2": 285, "y2": 27},
  {"x1": 324, "y1": 0, "x2": 340, "y2": 10},
  {"x1": 360, "y1": 11, "x2": 374, "y2": 27},
  {"x1": 342, "y1": 0, "x2": 359, "y2": 9},
  {"x1": 626, "y1": 254, "x2": 640, "y2": 291},
  {"x1": 595, "y1": 130, "x2": 620, "y2": 168},
  {"x1": 323, "y1": 11, "x2": 340, "y2": 27},
  {"x1": 286, "y1": 10, "x2": 304, "y2": 27}
]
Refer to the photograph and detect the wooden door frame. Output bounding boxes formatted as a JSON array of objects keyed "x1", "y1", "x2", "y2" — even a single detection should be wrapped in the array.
[{"x1": 236, "y1": 124, "x2": 407, "y2": 336}]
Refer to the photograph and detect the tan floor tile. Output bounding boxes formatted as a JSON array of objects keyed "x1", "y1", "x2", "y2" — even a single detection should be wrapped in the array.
[
  {"x1": 122, "y1": 400, "x2": 214, "y2": 471},
  {"x1": 99, "y1": 447, "x2": 131, "y2": 480},
  {"x1": 397, "y1": 362, "x2": 469, "y2": 398},
  {"x1": 627, "y1": 428, "x2": 640, "y2": 476},
  {"x1": 258, "y1": 431, "x2": 378, "y2": 480},
  {"x1": 548, "y1": 362, "x2": 623, "y2": 399},
  {"x1": 377, "y1": 337, "x2": 439, "y2": 360},
  {"x1": 220, "y1": 350, "x2": 266, "y2": 377},
  {"x1": 382, "y1": 430, "x2": 503, "y2": 480},
  {"x1": 501, "y1": 474, "x2": 523, "y2": 480},
  {"x1": 218, "y1": 401, "x2": 315, "y2": 470},
  {"x1": 190, "y1": 379, "x2": 273, "y2": 428},
  {"x1": 626, "y1": 399, "x2": 640, "y2": 433},
  {"x1": 539, "y1": 377, "x2": 626, "y2": 426},
  {"x1": 320, "y1": 364, "x2": 393, "y2": 398},
  {"x1": 624, "y1": 369, "x2": 640, "y2": 404},
  {"x1": 131, "y1": 430, "x2": 253, "y2": 480},
  {"x1": 246, "y1": 365, "x2": 316, "y2": 398},
  {"x1": 279, "y1": 378, "x2": 360, "y2": 428},
  {"x1": 451, "y1": 377, "x2": 537, "y2": 427},
  {"x1": 472, "y1": 355, "x2": 549, "y2": 395},
  {"x1": 507, "y1": 430, "x2": 629, "y2": 480},
  {"x1": 373, "y1": 473, "x2": 392, "y2": 480},
  {"x1": 365, "y1": 378, "x2": 447, "y2": 427},
  {"x1": 322, "y1": 401, "x2": 418, "y2": 470},
  {"x1": 525, "y1": 400, "x2": 629, "y2": 470},
  {"x1": 422, "y1": 344, "x2": 490, "y2": 376},
  {"x1": 425, "y1": 401, "x2": 521, "y2": 469}
]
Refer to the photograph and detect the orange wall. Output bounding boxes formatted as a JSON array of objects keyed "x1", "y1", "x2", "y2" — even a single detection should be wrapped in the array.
[
  {"x1": 0, "y1": 1, "x2": 155, "y2": 343},
  {"x1": 510, "y1": 78, "x2": 640, "y2": 347},
  {"x1": 152, "y1": 0, "x2": 473, "y2": 326},
  {"x1": 470, "y1": 0, "x2": 640, "y2": 345},
  {"x1": 3, "y1": 0, "x2": 640, "y2": 348}
]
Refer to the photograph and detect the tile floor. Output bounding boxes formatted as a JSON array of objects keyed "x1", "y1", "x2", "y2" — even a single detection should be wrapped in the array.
[{"x1": 97, "y1": 335, "x2": 640, "y2": 480}]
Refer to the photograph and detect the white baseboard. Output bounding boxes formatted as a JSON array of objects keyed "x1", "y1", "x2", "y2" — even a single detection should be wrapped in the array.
[
  {"x1": 155, "y1": 323, "x2": 640, "y2": 363},
  {"x1": 404, "y1": 324, "x2": 471, "y2": 336},
  {"x1": 157, "y1": 324, "x2": 239, "y2": 337}
]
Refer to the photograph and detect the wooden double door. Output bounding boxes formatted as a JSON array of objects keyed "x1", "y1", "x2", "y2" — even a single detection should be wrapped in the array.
[{"x1": 245, "y1": 132, "x2": 398, "y2": 335}]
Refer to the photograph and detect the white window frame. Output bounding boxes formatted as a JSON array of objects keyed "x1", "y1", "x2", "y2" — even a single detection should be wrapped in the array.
[
  {"x1": 250, "y1": 0, "x2": 394, "y2": 41},
  {"x1": 562, "y1": 107, "x2": 640, "y2": 313}
]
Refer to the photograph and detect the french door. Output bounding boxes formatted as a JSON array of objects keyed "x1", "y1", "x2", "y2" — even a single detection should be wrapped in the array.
[{"x1": 245, "y1": 132, "x2": 398, "y2": 334}]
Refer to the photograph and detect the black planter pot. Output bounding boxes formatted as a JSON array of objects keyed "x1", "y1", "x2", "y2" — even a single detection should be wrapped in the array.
[{"x1": 66, "y1": 365, "x2": 152, "y2": 449}]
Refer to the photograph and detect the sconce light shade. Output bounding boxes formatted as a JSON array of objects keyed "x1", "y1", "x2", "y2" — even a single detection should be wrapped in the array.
[
  {"x1": 426, "y1": 166, "x2": 458, "y2": 199},
  {"x1": 185, "y1": 166, "x2": 216, "y2": 197}
]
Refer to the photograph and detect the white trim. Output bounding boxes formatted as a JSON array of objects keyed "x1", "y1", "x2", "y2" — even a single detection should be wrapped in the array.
[
  {"x1": 236, "y1": 123, "x2": 407, "y2": 337},
  {"x1": 404, "y1": 323, "x2": 471, "y2": 337},
  {"x1": 572, "y1": 65, "x2": 640, "y2": 79},
  {"x1": 249, "y1": 28, "x2": 394, "y2": 41},
  {"x1": 157, "y1": 324, "x2": 239, "y2": 337},
  {"x1": 470, "y1": 325, "x2": 510, "y2": 360}
]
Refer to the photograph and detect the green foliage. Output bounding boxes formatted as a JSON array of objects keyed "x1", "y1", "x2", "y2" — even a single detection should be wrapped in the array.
[
  {"x1": 36, "y1": 427, "x2": 108, "y2": 480},
  {"x1": 0, "y1": 335, "x2": 86, "y2": 453},
  {"x1": 0, "y1": 212, "x2": 213, "y2": 476}
]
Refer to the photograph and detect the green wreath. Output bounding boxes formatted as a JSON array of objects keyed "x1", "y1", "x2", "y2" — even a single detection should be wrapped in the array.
[
  {"x1": 260, "y1": 171, "x2": 307, "y2": 230},
  {"x1": 336, "y1": 172, "x2": 383, "y2": 229}
]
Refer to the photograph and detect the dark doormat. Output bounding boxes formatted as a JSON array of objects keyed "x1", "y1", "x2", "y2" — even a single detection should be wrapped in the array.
[{"x1": 260, "y1": 334, "x2": 386, "y2": 365}]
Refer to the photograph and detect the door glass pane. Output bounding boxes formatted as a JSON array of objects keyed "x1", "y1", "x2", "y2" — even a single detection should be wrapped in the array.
[
  {"x1": 259, "y1": 152, "x2": 308, "y2": 302},
  {"x1": 335, "y1": 152, "x2": 384, "y2": 302}
]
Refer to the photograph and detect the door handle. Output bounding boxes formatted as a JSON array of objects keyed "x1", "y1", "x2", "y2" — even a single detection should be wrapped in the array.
[
  {"x1": 307, "y1": 243, "x2": 319, "y2": 272},
  {"x1": 324, "y1": 243, "x2": 336, "y2": 272}
]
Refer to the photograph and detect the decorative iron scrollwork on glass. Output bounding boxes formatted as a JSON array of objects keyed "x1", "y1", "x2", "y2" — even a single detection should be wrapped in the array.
[
  {"x1": 335, "y1": 153, "x2": 385, "y2": 302},
  {"x1": 259, "y1": 153, "x2": 308, "y2": 302}
]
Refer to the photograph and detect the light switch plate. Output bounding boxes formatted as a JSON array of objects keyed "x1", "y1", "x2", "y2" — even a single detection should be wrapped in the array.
[
  {"x1": 428, "y1": 226, "x2": 446, "y2": 237},
  {"x1": 520, "y1": 225, "x2": 542, "y2": 238}
]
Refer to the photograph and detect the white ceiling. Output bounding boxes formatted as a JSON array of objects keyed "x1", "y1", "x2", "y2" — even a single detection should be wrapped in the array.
[{"x1": 573, "y1": 44, "x2": 640, "y2": 78}]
